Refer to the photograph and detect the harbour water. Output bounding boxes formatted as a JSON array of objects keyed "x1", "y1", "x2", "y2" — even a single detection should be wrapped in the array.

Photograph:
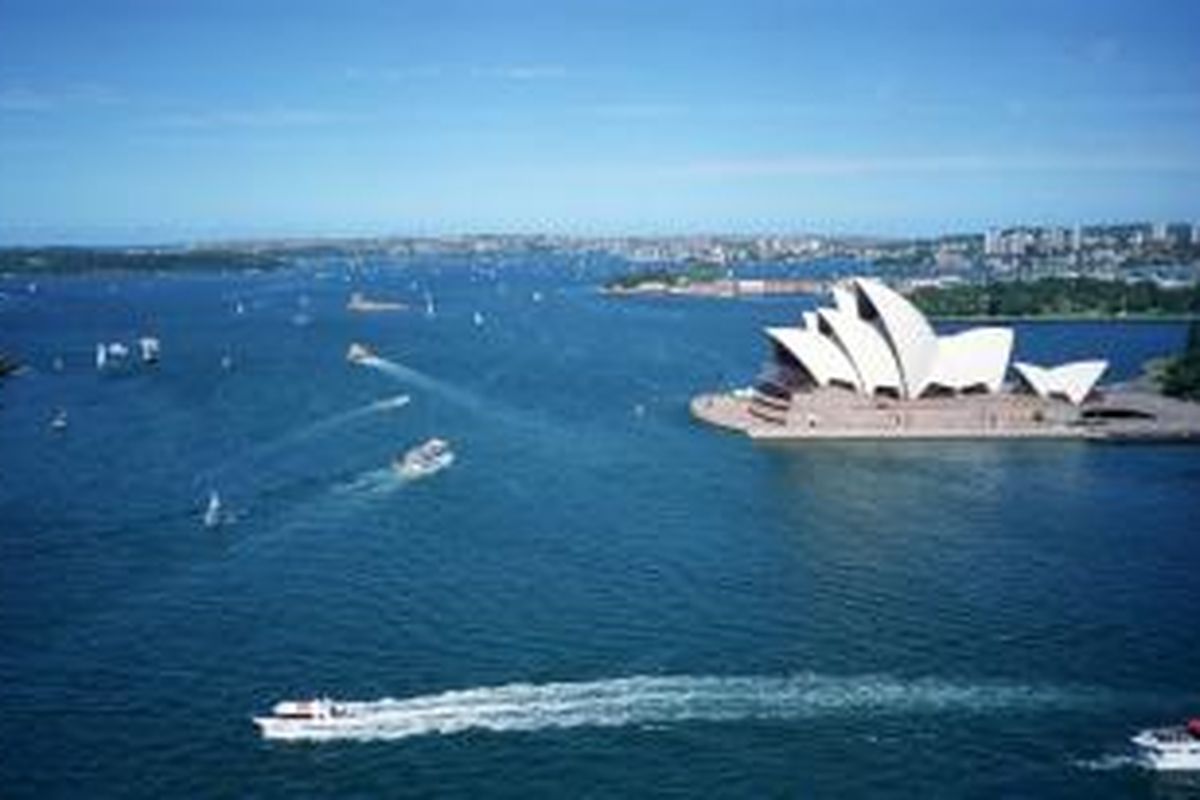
[{"x1": 1, "y1": 256, "x2": 1198, "y2": 798}]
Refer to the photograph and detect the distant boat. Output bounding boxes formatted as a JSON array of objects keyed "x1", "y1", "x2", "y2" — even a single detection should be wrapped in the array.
[
  {"x1": 203, "y1": 491, "x2": 222, "y2": 529},
  {"x1": 346, "y1": 343, "x2": 375, "y2": 364},
  {"x1": 50, "y1": 408, "x2": 68, "y2": 432},
  {"x1": 1133, "y1": 718, "x2": 1200, "y2": 771},
  {"x1": 473, "y1": 311, "x2": 485, "y2": 327},
  {"x1": 235, "y1": 301, "x2": 246, "y2": 316},
  {"x1": 254, "y1": 698, "x2": 349, "y2": 739},
  {"x1": 96, "y1": 342, "x2": 130, "y2": 371},
  {"x1": 393, "y1": 438, "x2": 454, "y2": 481},
  {"x1": 220, "y1": 354, "x2": 234, "y2": 371},
  {"x1": 138, "y1": 337, "x2": 161, "y2": 364},
  {"x1": 347, "y1": 292, "x2": 407, "y2": 313},
  {"x1": 424, "y1": 291, "x2": 436, "y2": 318}
]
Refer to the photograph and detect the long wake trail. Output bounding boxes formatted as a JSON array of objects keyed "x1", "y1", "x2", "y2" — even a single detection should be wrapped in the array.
[
  {"x1": 197, "y1": 393, "x2": 411, "y2": 485},
  {"x1": 358, "y1": 356, "x2": 482, "y2": 413},
  {"x1": 259, "y1": 673, "x2": 1099, "y2": 743}
]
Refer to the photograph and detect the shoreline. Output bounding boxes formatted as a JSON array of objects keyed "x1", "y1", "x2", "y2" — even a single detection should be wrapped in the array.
[
  {"x1": 690, "y1": 388, "x2": 1200, "y2": 443},
  {"x1": 929, "y1": 313, "x2": 1200, "y2": 323}
]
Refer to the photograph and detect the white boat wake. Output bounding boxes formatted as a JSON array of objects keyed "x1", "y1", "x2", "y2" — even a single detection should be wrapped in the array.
[
  {"x1": 356, "y1": 355, "x2": 483, "y2": 413},
  {"x1": 198, "y1": 394, "x2": 410, "y2": 484},
  {"x1": 256, "y1": 673, "x2": 1091, "y2": 743},
  {"x1": 1071, "y1": 753, "x2": 1147, "y2": 772},
  {"x1": 333, "y1": 467, "x2": 406, "y2": 496}
]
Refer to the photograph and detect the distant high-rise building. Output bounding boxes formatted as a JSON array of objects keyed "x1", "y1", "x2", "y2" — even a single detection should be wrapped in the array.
[
  {"x1": 1152, "y1": 221, "x2": 1168, "y2": 242},
  {"x1": 984, "y1": 228, "x2": 1001, "y2": 256},
  {"x1": 1192, "y1": 223, "x2": 1200, "y2": 246},
  {"x1": 1071, "y1": 224, "x2": 1082, "y2": 252}
]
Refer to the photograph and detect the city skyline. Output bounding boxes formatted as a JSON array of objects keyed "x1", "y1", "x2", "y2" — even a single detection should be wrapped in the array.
[{"x1": 2, "y1": 0, "x2": 1199, "y2": 244}]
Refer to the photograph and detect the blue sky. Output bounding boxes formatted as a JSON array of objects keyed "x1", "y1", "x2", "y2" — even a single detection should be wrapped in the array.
[{"x1": 1, "y1": 0, "x2": 1198, "y2": 243}]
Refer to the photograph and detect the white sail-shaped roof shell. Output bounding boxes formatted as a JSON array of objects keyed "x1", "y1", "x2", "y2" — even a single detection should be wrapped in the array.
[
  {"x1": 853, "y1": 278, "x2": 939, "y2": 398},
  {"x1": 1012, "y1": 360, "x2": 1108, "y2": 405},
  {"x1": 925, "y1": 327, "x2": 1014, "y2": 393},
  {"x1": 817, "y1": 307, "x2": 903, "y2": 395},
  {"x1": 765, "y1": 327, "x2": 862, "y2": 390}
]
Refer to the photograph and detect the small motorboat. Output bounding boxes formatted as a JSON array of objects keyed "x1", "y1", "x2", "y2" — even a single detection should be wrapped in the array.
[
  {"x1": 50, "y1": 408, "x2": 68, "y2": 432},
  {"x1": 393, "y1": 438, "x2": 454, "y2": 481},
  {"x1": 253, "y1": 698, "x2": 351, "y2": 739},
  {"x1": 346, "y1": 343, "x2": 375, "y2": 364},
  {"x1": 1133, "y1": 718, "x2": 1200, "y2": 771}
]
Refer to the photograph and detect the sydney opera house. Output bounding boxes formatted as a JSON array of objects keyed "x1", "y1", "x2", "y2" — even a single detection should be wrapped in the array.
[{"x1": 691, "y1": 277, "x2": 1199, "y2": 440}]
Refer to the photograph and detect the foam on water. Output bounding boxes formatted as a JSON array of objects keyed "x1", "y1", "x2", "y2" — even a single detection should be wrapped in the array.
[
  {"x1": 259, "y1": 673, "x2": 1090, "y2": 743},
  {"x1": 333, "y1": 467, "x2": 407, "y2": 497},
  {"x1": 1071, "y1": 753, "x2": 1147, "y2": 772}
]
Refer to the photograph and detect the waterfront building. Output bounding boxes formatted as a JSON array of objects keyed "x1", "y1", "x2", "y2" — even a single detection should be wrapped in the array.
[
  {"x1": 688, "y1": 277, "x2": 1199, "y2": 441},
  {"x1": 759, "y1": 278, "x2": 1090, "y2": 402}
]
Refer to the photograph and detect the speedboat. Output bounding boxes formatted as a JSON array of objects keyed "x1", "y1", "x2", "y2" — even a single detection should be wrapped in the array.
[
  {"x1": 394, "y1": 438, "x2": 454, "y2": 481},
  {"x1": 253, "y1": 698, "x2": 351, "y2": 740},
  {"x1": 346, "y1": 342, "x2": 375, "y2": 364},
  {"x1": 1133, "y1": 719, "x2": 1200, "y2": 770}
]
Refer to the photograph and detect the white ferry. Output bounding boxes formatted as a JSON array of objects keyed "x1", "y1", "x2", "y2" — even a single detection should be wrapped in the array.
[
  {"x1": 253, "y1": 698, "x2": 352, "y2": 740},
  {"x1": 1133, "y1": 718, "x2": 1200, "y2": 770},
  {"x1": 394, "y1": 438, "x2": 454, "y2": 481}
]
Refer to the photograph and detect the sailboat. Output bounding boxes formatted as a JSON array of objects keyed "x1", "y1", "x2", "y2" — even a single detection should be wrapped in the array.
[
  {"x1": 424, "y1": 291, "x2": 436, "y2": 318},
  {"x1": 203, "y1": 491, "x2": 222, "y2": 529},
  {"x1": 138, "y1": 337, "x2": 161, "y2": 364}
]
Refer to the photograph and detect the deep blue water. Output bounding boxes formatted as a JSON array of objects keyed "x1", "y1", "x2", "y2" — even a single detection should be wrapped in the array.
[{"x1": 1, "y1": 257, "x2": 1198, "y2": 799}]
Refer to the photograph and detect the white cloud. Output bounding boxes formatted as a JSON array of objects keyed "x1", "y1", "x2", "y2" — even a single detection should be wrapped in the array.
[
  {"x1": 675, "y1": 153, "x2": 1200, "y2": 178},
  {"x1": 0, "y1": 83, "x2": 124, "y2": 113},
  {"x1": 0, "y1": 87, "x2": 56, "y2": 111},
  {"x1": 344, "y1": 65, "x2": 443, "y2": 81},
  {"x1": 473, "y1": 65, "x2": 567, "y2": 81},
  {"x1": 585, "y1": 102, "x2": 688, "y2": 119},
  {"x1": 152, "y1": 108, "x2": 353, "y2": 129}
]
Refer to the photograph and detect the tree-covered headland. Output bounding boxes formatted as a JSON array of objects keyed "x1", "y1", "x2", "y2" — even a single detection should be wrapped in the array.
[
  {"x1": 1161, "y1": 321, "x2": 1200, "y2": 401},
  {"x1": 909, "y1": 277, "x2": 1200, "y2": 318}
]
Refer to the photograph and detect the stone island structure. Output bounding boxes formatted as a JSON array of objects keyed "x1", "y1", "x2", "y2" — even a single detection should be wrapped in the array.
[{"x1": 692, "y1": 277, "x2": 1200, "y2": 441}]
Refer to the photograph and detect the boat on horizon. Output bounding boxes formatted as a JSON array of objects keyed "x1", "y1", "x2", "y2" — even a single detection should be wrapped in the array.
[
  {"x1": 1133, "y1": 718, "x2": 1200, "y2": 770},
  {"x1": 393, "y1": 438, "x2": 454, "y2": 481}
]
